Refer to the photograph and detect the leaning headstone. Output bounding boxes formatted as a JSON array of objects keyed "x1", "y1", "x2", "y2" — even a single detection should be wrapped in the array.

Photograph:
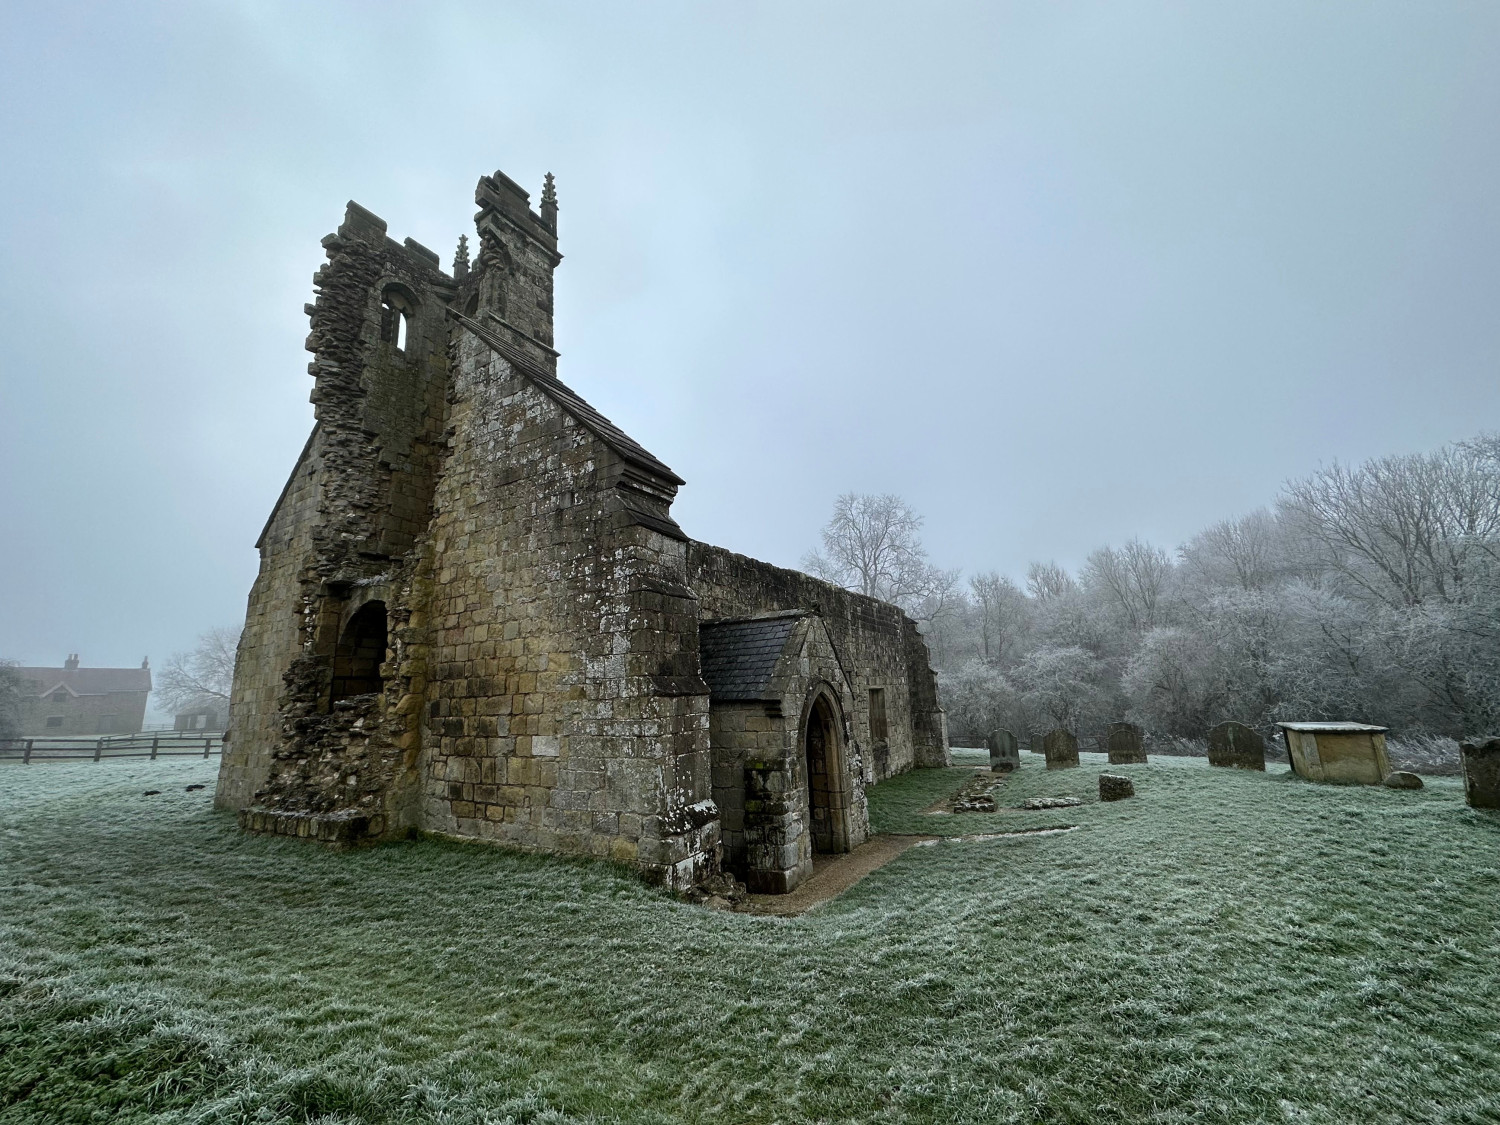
[
  {"x1": 1042, "y1": 728, "x2": 1079, "y2": 770},
  {"x1": 1207, "y1": 721, "x2": 1266, "y2": 771},
  {"x1": 1099, "y1": 774, "x2": 1135, "y2": 801},
  {"x1": 987, "y1": 728, "x2": 1020, "y2": 772},
  {"x1": 1382, "y1": 771, "x2": 1423, "y2": 790},
  {"x1": 1460, "y1": 736, "x2": 1500, "y2": 809},
  {"x1": 1107, "y1": 722, "x2": 1147, "y2": 764}
]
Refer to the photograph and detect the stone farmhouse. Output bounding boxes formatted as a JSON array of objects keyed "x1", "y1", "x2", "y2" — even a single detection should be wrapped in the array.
[
  {"x1": 216, "y1": 168, "x2": 948, "y2": 893},
  {"x1": 14, "y1": 655, "x2": 152, "y2": 736}
]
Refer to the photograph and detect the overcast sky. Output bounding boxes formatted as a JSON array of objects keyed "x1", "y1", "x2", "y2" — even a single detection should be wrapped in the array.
[{"x1": 3, "y1": 1, "x2": 1499, "y2": 682}]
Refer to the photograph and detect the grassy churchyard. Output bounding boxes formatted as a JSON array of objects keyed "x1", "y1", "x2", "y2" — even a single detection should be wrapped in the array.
[{"x1": 2, "y1": 752, "x2": 1498, "y2": 1124}]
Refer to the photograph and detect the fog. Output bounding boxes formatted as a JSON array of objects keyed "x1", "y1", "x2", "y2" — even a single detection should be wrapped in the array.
[{"x1": 2, "y1": 1, "x2": 1499, "y2": 679}]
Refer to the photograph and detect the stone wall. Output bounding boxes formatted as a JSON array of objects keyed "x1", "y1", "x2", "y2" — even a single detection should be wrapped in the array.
[
  {"x1": 686, "y1": 543, "x2": 949, "y2": 778},
  {"x1": 18, "y1": 689, "x2": 148, "y2": 736},
  {"x1": 412, "y1": 325, "x2": 718, "y2": 887}
]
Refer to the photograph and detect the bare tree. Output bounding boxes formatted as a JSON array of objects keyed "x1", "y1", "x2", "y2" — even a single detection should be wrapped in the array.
[
  {"x1": 1180, "y1": 508, "x2": 1285, "y2": 591},
  {"x1": 156, "y1": 626, "x2": 241, "y2": 716},
  {"x1": 1081, "y1": 538, "x2": 1174, "y2": 632},
  {"x1": 803, "y1": 493, "x2": 949, "y2": 611},
  {"x1": 969, "y1": 571, "x2": 1029, "y2": 664},
  {"x1": 1025, "y1": 560, "x2": 1076, "y2": 602},
  {"x1": 1281, "y1": 444, "x2": 1500, "y2": 608}
]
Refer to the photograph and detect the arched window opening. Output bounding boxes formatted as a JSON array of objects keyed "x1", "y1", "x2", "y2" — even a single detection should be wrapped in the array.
[
  {"x1": 379, "y1": 289, "x2": 414, "y2": 352},
  {"x1": 463, "y1": 292, "x2": 480, "y2": 317},
  {"x1": 804, "y1": 693, "x2": 847, "y2": 855},
  {"x1": 331, "y1": 601, "x2": 388, "y2": 702}
]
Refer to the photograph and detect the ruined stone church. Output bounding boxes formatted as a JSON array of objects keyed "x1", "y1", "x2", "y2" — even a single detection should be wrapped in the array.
[{"x1": 216, "y1": 168, "x2": 948, "y2": 893}]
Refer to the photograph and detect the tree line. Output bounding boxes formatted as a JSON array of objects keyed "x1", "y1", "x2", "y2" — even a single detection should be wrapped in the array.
[{"x1": 807, "y1": 434, "x2": 1500, "y2": 748}]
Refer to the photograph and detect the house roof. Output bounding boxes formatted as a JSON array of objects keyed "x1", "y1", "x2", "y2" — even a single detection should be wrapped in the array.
[
  {"x1": 450, "y1": 309, "x2": 686, "y2": 487},
  {"x1": 697, "y1": 612, "x2": 804, "y2": 702},
  {"x1": 1275, "y1": 722, "x2": 1389, "y2": 734},
  {"x1": 17, "y1": 666, "x2": 152, "y2": 697}
]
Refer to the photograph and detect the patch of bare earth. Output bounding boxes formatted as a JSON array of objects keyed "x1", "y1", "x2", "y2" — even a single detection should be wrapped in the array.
[{"x1": 738, "y1": 834, "x2": 934, "y2": 916}]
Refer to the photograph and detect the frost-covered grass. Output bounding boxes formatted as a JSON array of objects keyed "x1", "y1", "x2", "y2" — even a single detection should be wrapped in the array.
[{"x1": 2, "y1": 757, "x2": 1499, "y2": 1124}]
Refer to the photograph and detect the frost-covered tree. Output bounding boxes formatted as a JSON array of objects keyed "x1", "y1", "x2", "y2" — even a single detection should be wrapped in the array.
[
  {"x1": 803, "y1": 493, "x2": 951, "y2": 612},
  {"x1": 0, "y1": 660, "x2": 23, "y2": 740},
  {"x1": 156, "y1": 625, "x2": 241, "y2": 717},
  {"x1": 936, "y1": 661, "x2": 1020, "y2": 744},
  {"x1": 1010, "y1": 645, "x2": 1115, "y2": 736},
  {"x1": 969, "y1": 571, "x2": 1029, "y2": 665}
]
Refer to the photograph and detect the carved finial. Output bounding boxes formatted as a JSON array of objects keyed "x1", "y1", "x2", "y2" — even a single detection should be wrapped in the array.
[
  {"x1": 540, "y1": 172, "x2": 558, "y2": 232},
  {"x1": 453, "y1": 234, "x2": 470, "y2": 281}
]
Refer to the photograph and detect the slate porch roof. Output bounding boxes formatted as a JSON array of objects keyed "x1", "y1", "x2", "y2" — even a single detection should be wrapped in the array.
[{"x1": 697, "y1": 612, "x2": 806, "y2": 702}]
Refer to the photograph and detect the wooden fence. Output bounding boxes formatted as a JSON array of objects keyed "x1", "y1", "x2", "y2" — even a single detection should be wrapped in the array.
[{"x1": 0, "y1": 731, "x2": 224, "y2": 764}]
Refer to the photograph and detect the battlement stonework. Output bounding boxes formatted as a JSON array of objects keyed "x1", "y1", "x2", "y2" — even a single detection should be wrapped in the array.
[{"x1": 216, "y1": 168, "x2": 947, "y2": 893}]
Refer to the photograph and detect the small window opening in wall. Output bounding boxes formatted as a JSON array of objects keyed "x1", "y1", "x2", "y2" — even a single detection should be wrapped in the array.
[
  {"x1": 46, "y1": 716, "x2": 63, "y2": 728},
  {"x1": 331, "y1": 601, "x2": 389, "y2": 702},
  {"x1": 380, "y1": 292, "x2": 413, "y2": 352},
  {"x1": 869, "y1": 688, "x2": 888, "y2": 743}
]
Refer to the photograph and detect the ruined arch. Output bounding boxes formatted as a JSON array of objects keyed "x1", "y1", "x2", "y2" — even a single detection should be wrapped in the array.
[
  {"x1": 330, "y1": 600, "x2": 388, "y2": 702},
  {"x1": 802, "y1": 685, "x2": 852, "y2": 854}
]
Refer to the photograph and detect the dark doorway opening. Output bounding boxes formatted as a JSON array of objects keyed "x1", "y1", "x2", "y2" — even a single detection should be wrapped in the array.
[
  {"x1": 804, "y1": 692, "x2": 848, "y2": 854},
  {"x1": 331, "y1": 601, "x2": 388, "y2": 702}
]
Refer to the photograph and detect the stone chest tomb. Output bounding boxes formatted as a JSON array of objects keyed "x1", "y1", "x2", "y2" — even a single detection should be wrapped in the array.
[
  {"x1": 1277, "y1": 722, "x2": 1390, "y2": 785},
  {"x1": 215, "y1": 168, "x2": 949, "y2": 893}
]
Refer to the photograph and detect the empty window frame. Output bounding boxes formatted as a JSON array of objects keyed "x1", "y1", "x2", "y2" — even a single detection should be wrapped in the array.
[
  {"x1": 868, "y1": 688, "x2": 888, "y2": 743},
  {"x1": 380, "y1": 290, "x2": 413, "y2": 351},
  {"x1": 45, "y1": 716, "x2": 63, "y2": 728}
]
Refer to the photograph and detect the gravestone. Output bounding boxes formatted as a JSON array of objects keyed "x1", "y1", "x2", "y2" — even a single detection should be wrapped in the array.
[
  {"x1": 1207, "y1": 721, "x2": 1266, "y2": 771},
  {"x1": 987, "y1": 728, "x2": 1020, "y2": 772},
  {"x1": 1042, "y1": 728, "x2": 1079, "y2": 770},
  {"x1": 1460, "y1": 736, "x2": 1500, "y2": 809},
  {"x1": 1099, "y1": 774, "x2": 1135, "y2": 801},
  {"x1": 1107, "y1": 721, "x2": 1147, "y2": 764}
]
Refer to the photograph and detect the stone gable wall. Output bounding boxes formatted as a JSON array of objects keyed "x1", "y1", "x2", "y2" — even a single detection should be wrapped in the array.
[{"x1": 414, "y1": 330, "x2": 717, "y2": 888}]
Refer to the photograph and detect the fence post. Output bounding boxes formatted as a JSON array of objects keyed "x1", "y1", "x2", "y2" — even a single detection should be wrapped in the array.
[
  {"x1": 94, "y1": 738, "x2": 103, "y2": 762},
  {"x1": 203, "y1": 738, "x2": 211, "y2": 759},
  {"x1": 151, "y1": 735, "x2": 159, "y2": 761},
  {"x1": 24, "y1": 740, "x2": 33, "y2": 765}
]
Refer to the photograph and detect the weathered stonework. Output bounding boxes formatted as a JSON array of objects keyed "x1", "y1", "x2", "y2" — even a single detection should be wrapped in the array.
[
  {"x1": 1207, "y1": 721, "x2": 1266, "y2": 771},
  {"x1": 1043, "y1": 728, "x2": 1079, "y2": 770},
  {"x1": 216, "y1": 170, "x2": 947, "y2": 892},
  {"x1": 1106, "y1": 722, "x2": 1147, "y2": 765},
  {"x1": 1460, "y1": 736, "x2": 1500, "y2": 809},
  {"x1": 1099, "y1": 774, "x2": 1134, "y2": 801},
  {"x1": 987, "y1": 728, "x2": 1019, "y2": 772}
]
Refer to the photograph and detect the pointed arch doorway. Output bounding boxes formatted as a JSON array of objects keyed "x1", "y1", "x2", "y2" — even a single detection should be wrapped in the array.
[{"x1": 804, "y1": 690, "x2": 852, "y2": 855}]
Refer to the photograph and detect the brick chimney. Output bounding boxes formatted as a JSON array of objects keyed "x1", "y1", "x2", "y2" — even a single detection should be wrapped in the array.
[{"x1": 64, "y1": 654, "x2": 79, "y2": 670}]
